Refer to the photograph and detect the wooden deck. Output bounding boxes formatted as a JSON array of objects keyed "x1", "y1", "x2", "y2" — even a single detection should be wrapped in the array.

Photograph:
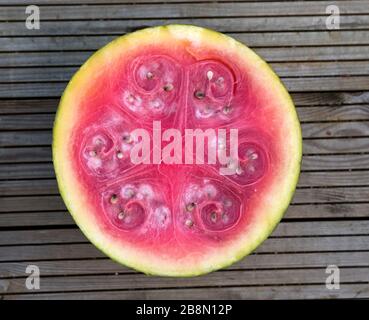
[{"x1": 1, "y1": 0, "x2": 369, "y2": 299}]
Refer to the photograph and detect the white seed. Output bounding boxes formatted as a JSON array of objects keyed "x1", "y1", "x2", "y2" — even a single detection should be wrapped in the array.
[
  {"x1": 117, "y1": 151, "x2": 123, "y2": 159},
  {"x1": 89, "y1": 150, "x2": 97, "y2": 157},
  {"x1": 250, "y1": 153, "x2": 258, "y2": 160},
  {"x1": 207, "y1": 70, "x2": 214, "y2": 81},
  {"x1": 236, "y1": 167, "x2": 243, "y2": 175},
  {"x1": 118, "y1": 211, "x2": 125, "y2": 220},
  {"x1": 185, "y1": 219, "x2": 194, "y2": 227},
  {"x1": 146, "y1": 71, "x2": 154, "y2": 79},
  {"x1": 127, "y1": 94, "x2": 135, "y2": 103}
]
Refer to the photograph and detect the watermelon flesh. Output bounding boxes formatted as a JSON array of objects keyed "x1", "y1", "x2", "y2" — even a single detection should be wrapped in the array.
[{"x1": 53, "y1": 25, "x2": 301, "y2": 276}]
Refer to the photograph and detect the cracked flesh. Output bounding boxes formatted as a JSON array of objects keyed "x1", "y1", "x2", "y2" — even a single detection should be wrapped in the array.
[{"x1": 72, "y1": 46, "x2": 283, "y2": 260}]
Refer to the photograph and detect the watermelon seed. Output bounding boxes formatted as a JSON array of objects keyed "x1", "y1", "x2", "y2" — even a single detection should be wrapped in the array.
[
  {"x1": 185, "y1": 219, "x2": 194, "y2": 227},
  {"x1": 186, "y1": 202, "x2": 196, "y2": 212},
  {"x1": 163, "y1": 83, "x2": 173, "y2": 92},
  {"x1": 110, "y1": 194, "x2": 118, "y2": 204},
  {"x1": 89, "y1": 150, "x2": 97, "y2": 157},
  {"x1": 194, "y1": 90, "x2": 205, "y2": 99},
  {"x1": 236, "y1": 167, "x2": 243, "y2": 175},
  {"x1": 116, "y1": 151, "x2": 123, "y2": 159},
  {"x1": 123, "y1": 134, "x2": 132, "y2": 144},
  {"x1": 146, "y1": 72, "x2": 154, "y2": 79},
  {"x1": 250, "y1": 153, "x2": 258, "y2": 160},
  {"x1": 127, "y1": 94, "x2": 135, "y2": 104},
  {"x1": 210, "y1": 212, "x2": 217, "y2": 223},
  {"x1": 118, "y1": 211, "x2": 126, "y2": 220},
  {"x1": 207, "y1": 70, "x2": 214, "y2": 81},
  {"x1": 222, "y1": 106, "x2": 232, "y2": 114}
]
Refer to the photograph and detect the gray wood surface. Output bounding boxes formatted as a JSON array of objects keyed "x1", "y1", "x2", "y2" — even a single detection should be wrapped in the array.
[{"x1": 0, "y1": 0, "x2": 369, "y2": 300}]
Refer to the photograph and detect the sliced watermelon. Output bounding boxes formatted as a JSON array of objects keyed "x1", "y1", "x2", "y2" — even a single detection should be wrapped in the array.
[{"x1": 53, "y1": 25, "x2": 302, "y2": 276}]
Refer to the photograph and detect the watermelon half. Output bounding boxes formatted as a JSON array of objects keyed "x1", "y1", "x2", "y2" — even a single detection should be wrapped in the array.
[{"x1": 53, "y1": 25, "x2": 302, "y2": 276}]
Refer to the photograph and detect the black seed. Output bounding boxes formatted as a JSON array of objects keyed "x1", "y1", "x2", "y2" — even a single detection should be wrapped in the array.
[
  {"x1": 163, "y1": 83, "x2": 174, "y2": 92},
  {"x1": 110, "y1": 194, "x2": 118, "y2": 204},
  {"x1": 194, "y1": 90, "x2": 205, "y2": 99}
]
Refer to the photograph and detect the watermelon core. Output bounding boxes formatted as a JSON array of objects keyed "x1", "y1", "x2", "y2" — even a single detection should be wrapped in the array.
[{"x1": 53, "y1": 25, "x2": 302, "y2": 276}]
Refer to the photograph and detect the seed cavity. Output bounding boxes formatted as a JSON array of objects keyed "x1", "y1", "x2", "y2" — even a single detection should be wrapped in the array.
[
  {"x1": 123, "y1": 187, "x2": 135, "y2": 199},
  {"x1": 110, "y1": 194, "x2": 118, "y2": 204},
  {"x1": 194, "y1": 90, "x2": 205, "y2": 100},
  {"x1": 216, "y1": 77, "x2": 224, "y2": 85},
  {"x1": 163, "y1": 83, "x2": 173, "y2": 92}
]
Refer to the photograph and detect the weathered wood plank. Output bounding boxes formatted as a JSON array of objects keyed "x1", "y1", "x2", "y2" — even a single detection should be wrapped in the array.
[
  {"x1": 291, "y1": 91, "x2": 369, "y2": 106},
  {"x1": 0, "y1": 236, "x2": 368, "y2": 263},
  {"x1": 2, "y1": 16, "x2": 369, "y2": 37},
  {"x1": 0, "y1": 99, "x2": 57, "y2": 114},
  {"x1": 0, "y1": 220, "x2": 368, "y2": 246},
  {"x1": 0, "y1": 0, "x2": 348, "y2": 4},
  {"x1": 0, "y1": 211, "x2": 73, "y2": 228},
  {"x1": 303, "y1": 137, "x2": 369, "y2": 154},
  {"x1": 0, "y1": 146, "x2": 51, "y2": 163},
  {"x1": 0, "y1": 163, "x2": 55, "y2": 180},
  {"x1": 2, "y1": 32, "x2": 369, "y2": 53},
  {"x1": 285, "y1": 203, "x2": 369, "y2": 219},
  {"x1": 1, "y1": 267, "x2": 368, "y2": 294},
  {"x1": 5, "y1": 283, "x2": 367, "y2": 300},
  {"x1": 302, "y1": 121, "x2": 369, "y2": 138},
  {"x1": 298, "y1": 105, "x2": 369, "y2": 122},
  {"x1": 2, "y1": 2, "x2": 369, "y2": 21},
  {"x1": 2, "y1": 46, "x2": 369, "y2": 69},
  {"x1": 2, "y1": 251, "x2": 369, "y2": 278}
]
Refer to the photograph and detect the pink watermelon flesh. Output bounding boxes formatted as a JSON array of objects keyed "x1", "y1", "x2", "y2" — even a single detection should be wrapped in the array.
[{"x1": 54, "y1": 26, "x2": 301, "y2": 276}]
